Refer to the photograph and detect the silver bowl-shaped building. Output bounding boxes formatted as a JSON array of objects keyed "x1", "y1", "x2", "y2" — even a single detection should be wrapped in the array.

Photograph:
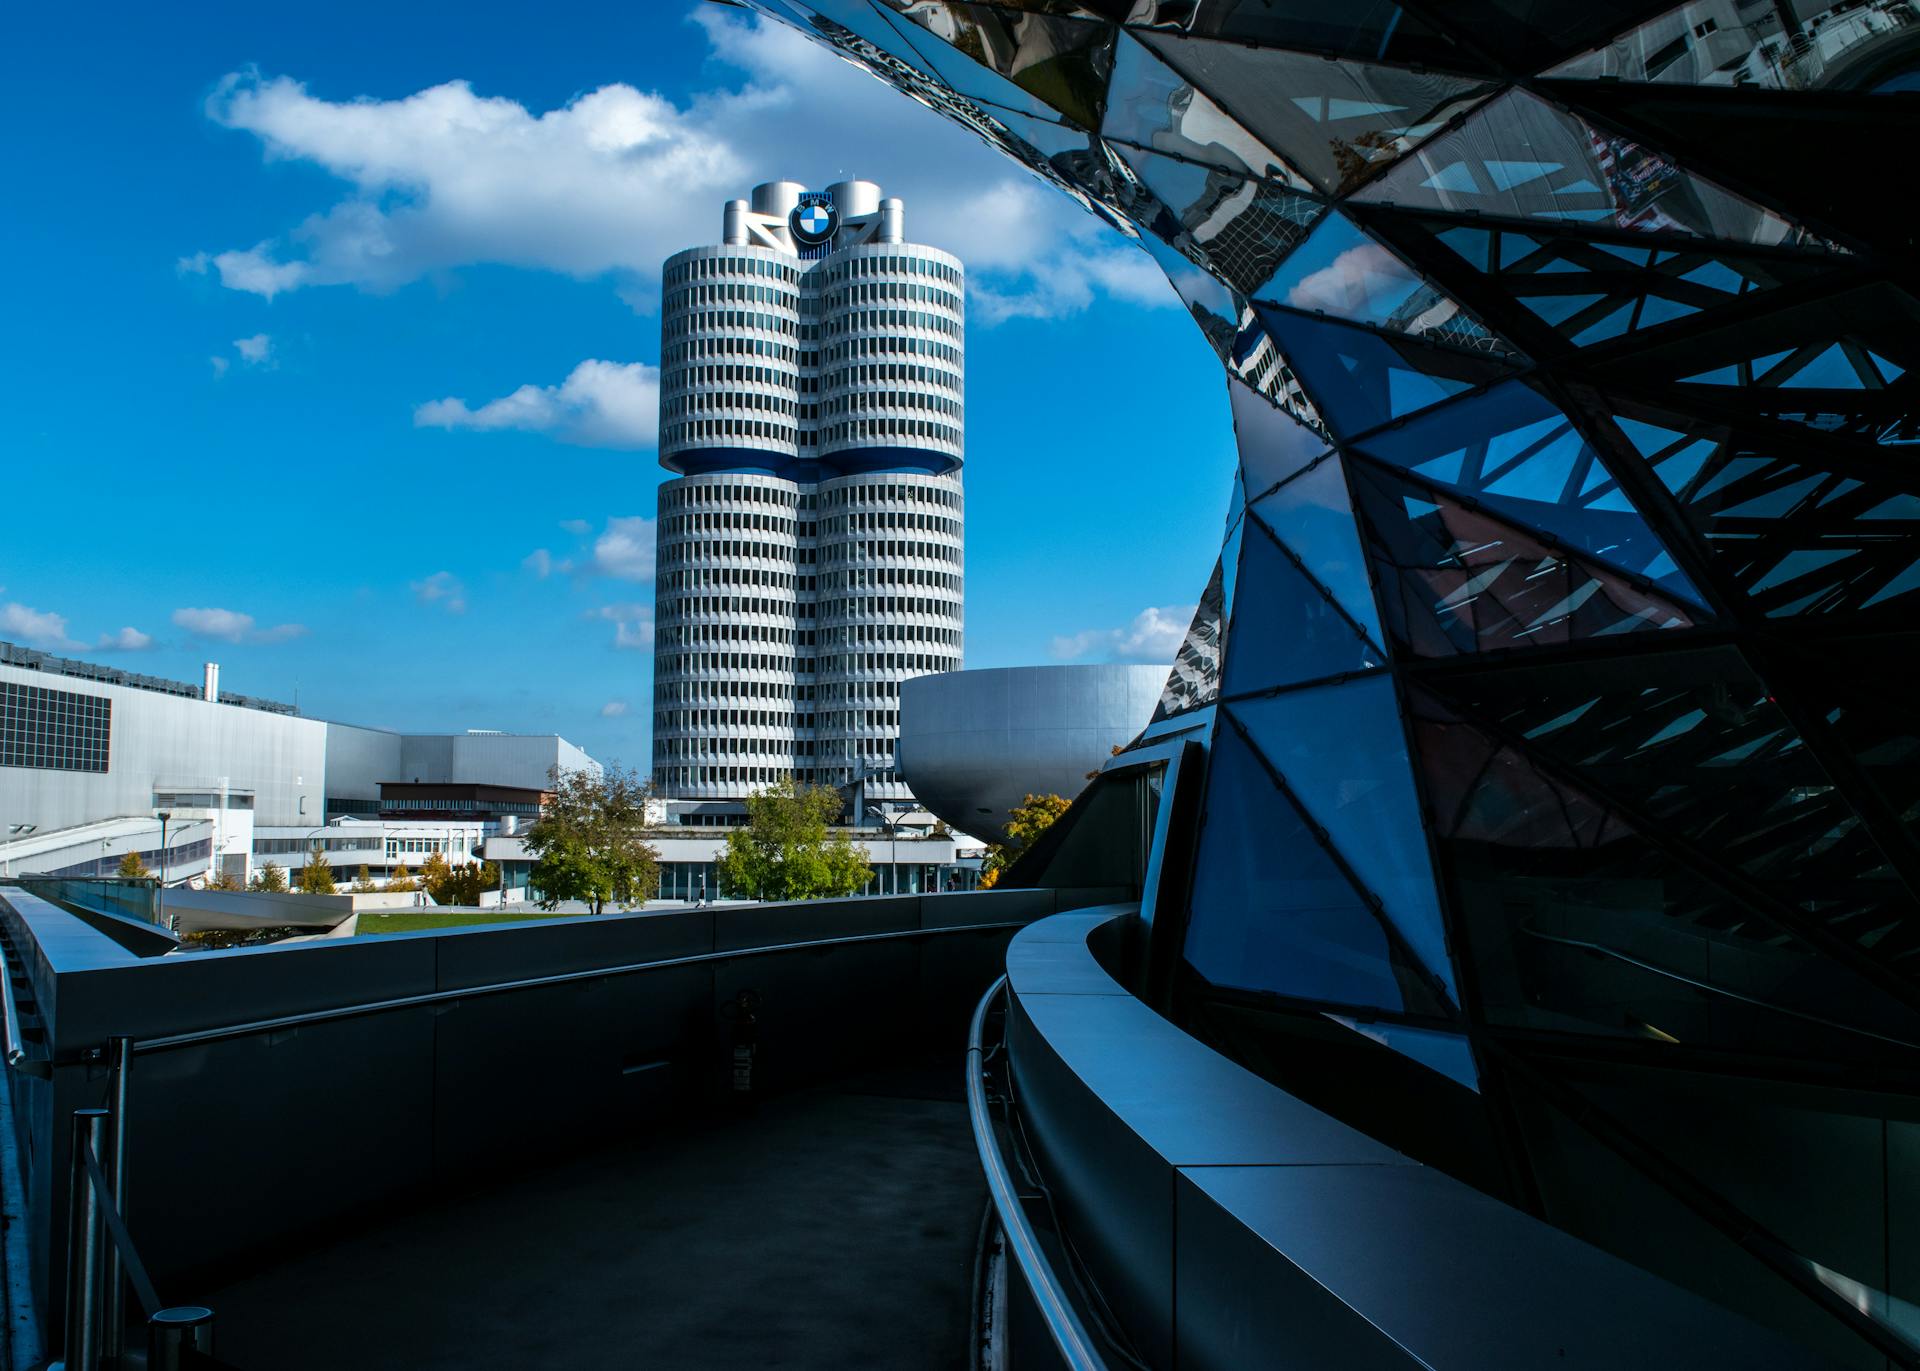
[
  {"x1": 897, "y1": 664, "x2": 1166, "y2": 835},
  {"x1": 741, "y1": 4, "x2": 1920, "y2": 1369}
]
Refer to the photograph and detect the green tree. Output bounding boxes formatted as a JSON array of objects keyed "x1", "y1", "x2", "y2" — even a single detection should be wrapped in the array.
[
  {"x1": 716, "y1": 776, "x2": 873, "y2": 902},
  {"x1": 387, "y1": 862, "x2": 416, "y2": 892},
  {"x1": 115, "y1": 850, "x2": 151, "y2": 879},
  {"x1": 350, "y1": 864, "x2": 378, "y2": 894},
  {"x1": 980, "y1": 792, "x2": 1072, "y2": 889},
  {"x1": 296, "y1": 844, "x2": 336, "y2": 894},
  {"x1": 523, "y1": 764, "x2": 661, "y2": 915},
  {"x1": 249, "y1": 861, "x2": 288, "y2": 893},
  {"x1": 203, "y1": 868, "x2": 243, "y2": 891}
]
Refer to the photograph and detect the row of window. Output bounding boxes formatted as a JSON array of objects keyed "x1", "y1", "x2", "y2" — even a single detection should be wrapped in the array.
[
  {"x1": 656, "y1": 678, "x2": 818, "y2": 705},
  {"x1": 154, "y1": 790, "x2": 255, "y2": 810},
  {"x1": 253, "y1": 836, "x2": 382, "y2": 854},
  {"x1": 664, "y1": 511, "x2": 812, "y2": 539},
  {"x1": 666, "y1": 253, "x2": 802, "y2": 288},
  {"x1": 661, "y1": 481, "x2": 814, "y2": 510},
  {"x1": 665, "y1": 363, "x2": 818, "y2": 394},
  {"x1": 381, "y1": 797, "x2": 540, "y2": 815},
  {"x1": 825, "y1": 280, "x2": 960, "y2": 315},
  {"x1": 662, "y1": 418, "x2": 801, "y2": 448},
  {"x1": 820, "y1": 480, "x2": 962, "y2": 510},
  {"x1": 659, "y1": 537, "x2": 819, "y2": 566},
  {"x1": 666, "y1": 281, "x2": 803, "y2": 313},
  {"x1": 828, "y1": 335, "x2": 961, "y2": 367},
  {"x1": 821, "y1": 537, "x2": 963, "y2": 565},
  {"x1": 824, "y1": 252, "x2": 960, "y2": 288},
  {"x1": 656, "y1": 709, "x2": 815, "y2": 734},
  {"x1": 666, "y1": 309, "x2": 819, "y2": 343},
  {"x1": 827, "y1": 308, "x2": 960, "y2": 340},
  {"x1": 822, "y1": 417, "x2": 961, "y2": 447},
  {"x1": 658, "y1": 566, "x2": 819, "y2": 593},
  {"x1": 822, "y1": 390, "x2": 962, "y2": 422},
  {"x1": 662, "y1": 338, "x2": 804, "y2": 366},
  {"x1": 663, "y1": 390, "x2": 807, "y2": 420},
  {"x1": 1, "y1": 680, "x2": 110, "y2": 773},
  {"x1": 663, "y1": 594, "x2": 816, "y2": 622}
]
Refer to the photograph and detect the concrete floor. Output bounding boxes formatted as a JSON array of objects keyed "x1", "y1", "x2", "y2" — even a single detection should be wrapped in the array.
[{"x1": 208, "y1": 1069, "x2": 985, "y2": 1370}]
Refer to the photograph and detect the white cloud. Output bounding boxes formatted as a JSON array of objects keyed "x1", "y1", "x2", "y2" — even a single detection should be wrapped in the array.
[
  {"x1": 415, "y1": 359, "x2": 658, "y2": 448},
  {"x1": 522, "y1": 548, "x2": 562, "y2": 579},
  {"x1": 410, "y1": 570, "x2": 467, "y2": 613},
  {"x1": 1, "y1": 603, "x2": 82, "y2": 650},
  {"x1": 600, "y1": 700, "x2": 629, "y2": 718},
  {"x1": 233, "y1": 333, "x2": 273, "y2": 364},
  {"x1": 588, "y1": 517, "x2": 655, "y2": 581},
  {"x1": 187, "y1": 10, "x2": 1151, "y2": 322},
  {"x1": 1050, "y1": 605, "x2": 1193, "y2": 664},
  {"x1": 588, "y1": 603, "x2": 653, "y2": 650},
  {"x1": 559, "y1": 518, "x2": 592, "y2": 536},
  {"x1": 209, "y1": 355, "x2": 230, "y2": 378},
  {"x1": 171, "y1": 607, "x2": 308, "y2": 644},
  {"x1": 97, "y1": 627, "x2": 155, "y2": 652}
]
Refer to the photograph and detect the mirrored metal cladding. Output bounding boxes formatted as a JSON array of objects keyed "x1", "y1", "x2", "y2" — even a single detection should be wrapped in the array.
[{"x1": 743, "y1": 2, "x2": 1920, "y2": 1365}]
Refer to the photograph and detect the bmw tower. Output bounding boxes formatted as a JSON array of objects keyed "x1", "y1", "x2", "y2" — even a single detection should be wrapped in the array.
[{"x1": 651, "y1": 181, "x2": 965, "y2": 812}]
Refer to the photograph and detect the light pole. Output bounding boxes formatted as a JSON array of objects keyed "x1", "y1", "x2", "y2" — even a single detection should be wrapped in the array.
[
  {"x1": 155, "y1": 811, "x2": 171, "y2": 930},
  {"x1": 4, "y1": 823, "x2": 36, "y2": 878},
  {"x1": 866, "y1": 803, "x2": 901, "y2": 896}
]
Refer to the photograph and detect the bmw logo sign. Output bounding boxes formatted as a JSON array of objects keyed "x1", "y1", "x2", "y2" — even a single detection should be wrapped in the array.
[{"x1": 790, "y1": 194, "x2": 839, "y2": 247}]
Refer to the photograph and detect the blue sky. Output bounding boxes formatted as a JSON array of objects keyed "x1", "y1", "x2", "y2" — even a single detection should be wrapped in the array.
[{"x1": 0, "y1": 2, "x2": 1235, "y2": 766}]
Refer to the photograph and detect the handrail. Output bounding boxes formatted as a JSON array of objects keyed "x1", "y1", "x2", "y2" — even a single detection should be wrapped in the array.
[
  {"x1": 136, "y1": 918, "x2": 1029, "y2": 1054},
  {"x1": 0, "y1": 929, "x2": 50, "y2": 1078},
  {"x1": 966, "y1": 975, "x2": 1110, "y2": 1371}
]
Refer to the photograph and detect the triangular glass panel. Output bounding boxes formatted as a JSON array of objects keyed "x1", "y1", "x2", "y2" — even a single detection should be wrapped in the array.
[
  {"x1": 1352, "y1": 89, "x2": 1805, "y2": 247},
  {"x1": 1183, "y1": 719, "x2": 1443, "y2": 1015},
  {"x1": 1111, "y1": 141, "x2": 1322, "y2": 297},
  {"x1": 1231, "y1": 677, "x2": 1456, "y2": 1005},
  {"x1": 1251, "y1": 306, "x2": 1517, "y2": 440},
  {"x1": 1103, "y1": 30, "x2": 1315, "y2": 189},
  {"x1": 877, "y1": 3, "x2": 1118, "y2": 132},
  {"x1": 1229, "y1": 376, "x2": 1331, "y2": 499},
  {"x1": 1351, "y1": 381, "x2": 1702, "y2": 601},
  {"x1": 1611, "y1": 408, "x2": 1920, "y2": 618},
  {"x1": 1218, "y1": 512, "x2": 1245, "y2": 620},
  {"x1": 1222, "y1": 515, "x2": 1385, "y2": 697},
  {"x1": 1435, "y1": 646, "x2": 1920, "y2": 989},
  {"x1": 1252, "y1": 210, "x2": 1507, "y2": 354},
  {"x1": 1151, "y1": 556, "x2": 1226, "y2": 722},
  {"x1": 1405, "y1": 685, "x2": 1920, "y2": 1053},
  {"x1": 1159, "y1": 0, "x2": 1460, "y2": 69},
  {"x1": 1347, "y1": 456, "x2": 1701, "y2": 657},
  {"x1": 1134, "y1": 31, "x2": 1495, "y2": 195},
  {"x1": 1248, "y1": 453, "x2": 1386, "y2": 645}
]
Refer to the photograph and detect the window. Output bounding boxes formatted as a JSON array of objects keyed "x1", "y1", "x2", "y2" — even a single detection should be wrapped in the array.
[{"x1": 1, "y1": 680, "x2": 110, "y2": 772}]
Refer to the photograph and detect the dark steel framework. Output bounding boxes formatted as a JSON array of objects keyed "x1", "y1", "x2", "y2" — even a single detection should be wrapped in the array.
[{"x1": 742, "y1": 1, "x2": 1920, "y2": 1364}]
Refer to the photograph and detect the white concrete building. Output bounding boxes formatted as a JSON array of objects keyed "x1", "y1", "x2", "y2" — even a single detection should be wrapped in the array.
[
  {"x1": 651, "y1": 180, "x2": 965, "y2": 809},
  {"x1": 0, "y1": 639, "x2": 595, "y2": 884}
]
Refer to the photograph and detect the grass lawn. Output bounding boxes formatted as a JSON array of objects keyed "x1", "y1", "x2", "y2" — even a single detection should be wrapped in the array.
[{"x1": 354, "y1": 909, "x2": 584, "y2": 936}]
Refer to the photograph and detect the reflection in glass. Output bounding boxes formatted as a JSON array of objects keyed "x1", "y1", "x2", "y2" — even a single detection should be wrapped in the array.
[
  {"x1": 1348, "y1": 457, "x2": 1698, "y2": 655},
  {"x1": 1256, "y1": 211, "x2": 1501, "y2": 352},
  {"x1": 1222, "y1": 516, "x2": 1384, "y2": 697},
  {"x1": 1550, "y1": 0, "x2": 1920, "y2": 93},
  {"x1": 1355, "y1": 89, "x2": 1802, "y2": 246},
  {"x1": 1185, "y1": 719, "x2": 1431, "y2": 1013},
  {"x1": 1352, "y1": 380, "x2": 1701, "y2": 599},
  {"x1": 1249, "y1": 454, "x2": 1387, "y2": 643},
  {"x1": 1104, "y1": 30, "x2": 1315, "y2": 189}
]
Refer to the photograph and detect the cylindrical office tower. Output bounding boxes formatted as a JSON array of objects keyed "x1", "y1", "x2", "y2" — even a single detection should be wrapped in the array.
[{"x1": 652, "y1": 182, "x2": 964, "y2": 809}]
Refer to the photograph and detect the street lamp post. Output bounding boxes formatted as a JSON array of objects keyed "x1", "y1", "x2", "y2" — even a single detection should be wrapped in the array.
[
  {"x1": 866, "y1": 803, "x2": 901, "y2": 896},
  {"x1": 155, "y1": 811, "x2": 172, "y2": 930}
]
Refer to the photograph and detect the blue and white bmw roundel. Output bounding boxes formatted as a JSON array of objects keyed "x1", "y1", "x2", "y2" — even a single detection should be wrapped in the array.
[{"x1": 789, "y1": 196, "x2": 838, "y2": 245}]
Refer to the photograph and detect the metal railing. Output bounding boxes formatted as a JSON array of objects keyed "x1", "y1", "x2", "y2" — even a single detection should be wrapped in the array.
[
  {"x1": 7, "y1": 907, "x2": 1036, "y2": 1367},
  {"x1": 966, "y1": 976, "x2": 1109, "y2": 1371},
  {"x1": 55, "y1": 1068, "x2": 216, "y2": 1370}
]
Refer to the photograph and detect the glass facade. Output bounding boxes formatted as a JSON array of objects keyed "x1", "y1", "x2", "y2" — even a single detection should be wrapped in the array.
[
  {"x1": 745, "y1": 3, "x2": 1920, "y2": 1365},
  {"x1": 1, "y1": 680, "x2": 110, "y2": 773}
]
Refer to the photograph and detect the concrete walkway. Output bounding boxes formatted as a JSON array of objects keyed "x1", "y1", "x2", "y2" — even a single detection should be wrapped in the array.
[{"x1": 208, "y1": 1069, "x2": 984, "y2": 1369}]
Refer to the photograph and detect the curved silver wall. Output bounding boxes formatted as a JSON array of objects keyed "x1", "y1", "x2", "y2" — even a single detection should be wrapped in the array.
[{"x1": 897, "y1": 665, "x2": 1166, "y2": 836}]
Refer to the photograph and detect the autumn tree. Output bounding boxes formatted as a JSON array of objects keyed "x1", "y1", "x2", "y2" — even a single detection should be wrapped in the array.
[
  {"x1": 295, "y1": 844, "x2": 336, "y2": 894},
  {"x1": 715, "y1": 777, "x2": 873, "y2": 902},
  {"x1": 249, "y1": 862, "x2": 288, "y2": 893},
  {"x1": 350, "y1": 865, "x2": 378, "y2": 894},
  {"x1": 425, "y1": 856, "x2": 500, "y2": 906},
  {"x1": 115, "y1": 850, "x2": 151, "y2": 879},
  {"x1": 523, "y1": 764, "x2": 661, "y2": 915},
  {"x1": 979, "y1": 793, "x2": 1072, "y2": 889},
  {"x1": 203, "y1": 868, "x2": 242, "y2": 891},
  {"x1": 387, "y1": 862, "x2": 416, "y2": 892}
]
